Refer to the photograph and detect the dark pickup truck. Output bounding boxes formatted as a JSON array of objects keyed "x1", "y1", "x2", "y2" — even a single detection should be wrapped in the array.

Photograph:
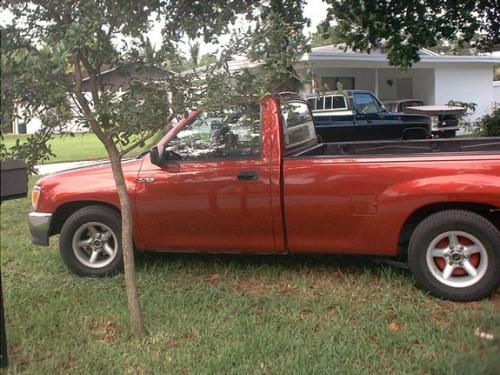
[{"x1": 306, "y1": 90, "x2": 431, "y2": 142}]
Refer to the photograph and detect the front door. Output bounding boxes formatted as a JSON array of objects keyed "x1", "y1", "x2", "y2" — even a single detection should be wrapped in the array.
[
  {"x1": 353, "y1": 92, "x2": 394, "y2": 140},
  {"x1": 134, "y1": 104, "x2": 277, "y2": 253}
]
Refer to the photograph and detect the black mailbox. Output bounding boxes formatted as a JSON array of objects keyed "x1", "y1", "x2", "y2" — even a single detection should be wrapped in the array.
[
  {"x1": 1, "y1": 160, "x2": 28, "y2": 201},
  {"x1": 0, "y1": 159, "x2": 28, "y2": 369}
]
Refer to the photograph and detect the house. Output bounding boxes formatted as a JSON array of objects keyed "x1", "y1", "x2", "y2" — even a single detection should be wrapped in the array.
[
  {"x1": 9, "y1": 63, "x2": 173, "y2": 134},
  {"x1": 228, "y1": 45, "x2": 500, "y2": 121},
  {"x1": 494, "y1": 81, "x2": 500, "y2": 108},
  {"x1": 10, "y1": 48, "x2": 500, "y2": 134},
  {"x1": 299, "y1": 46, "x2": 500, "y2": 120}
]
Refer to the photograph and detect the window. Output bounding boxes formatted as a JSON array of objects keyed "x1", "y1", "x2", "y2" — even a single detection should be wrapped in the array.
[
  {"x1": 307, "y1": 95, "x2": 348, "y2": 111},
  {"x1": 280, "y1": 101, "x2": 316, "y2": 148},
  {"x1": 165, "y1": 104, "x2": 261, "y2": 161},
  {"x1": 316, "y1": 97, "x2": 324, "y2": 110},
  {"x1": 353, "y1": 93, "x2": 380, "y2": 114},
  {"x1": 332, "y1": 96, "x2": 347, "y2": 110},
  {"x1": 324, "y1": 96, "x2": 332, "y2": 109},
  {"x1": 322, "y1": 77, "x2": 355, "y2": 91}
]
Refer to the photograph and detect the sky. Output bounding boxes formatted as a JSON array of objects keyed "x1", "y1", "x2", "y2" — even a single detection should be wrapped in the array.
[
  {"x1": 146, "y1": 0, "x2": 330, "y2": 56},
  {"x1": 2, "y1": 1, "x2": 498, "y2": 57},
  {"x1": 0, "y1": 0, "x2": 330, "y2": 56}
]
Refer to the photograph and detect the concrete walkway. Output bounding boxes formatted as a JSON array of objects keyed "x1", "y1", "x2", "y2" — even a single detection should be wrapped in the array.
[{"x1": 35, "y1": 160, "x2": 107, "y2": 175}]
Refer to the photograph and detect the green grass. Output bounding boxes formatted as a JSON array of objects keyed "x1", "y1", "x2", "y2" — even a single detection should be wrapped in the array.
[
  {"x1": 1, "y1": 133, "x2": 108, "y2": 164},
  {"x1": 1, "y1": 180, "x2": 499, "y2": 374}
]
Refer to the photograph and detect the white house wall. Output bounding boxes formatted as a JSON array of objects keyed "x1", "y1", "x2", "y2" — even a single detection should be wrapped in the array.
[
  {"x1": 308, "y1": 67, "x2": 376, "y2": 93},
  {"x1": 304, "y1": 65, "x2": 437, "y2": 105},
  {"x1": 493, "y1": 81, "x2": 500, "y2": 105},
  {"x1": 377, "y1": 68, "x2": 435, "y2": 104},
  {"x1": 434, "y1": 63, "x2": 494, "y2": 120}
]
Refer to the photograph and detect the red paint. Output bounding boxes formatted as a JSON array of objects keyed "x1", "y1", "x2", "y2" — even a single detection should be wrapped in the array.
[{"x1": 34, "y1": 94, "x2": 500, "y2": 256}]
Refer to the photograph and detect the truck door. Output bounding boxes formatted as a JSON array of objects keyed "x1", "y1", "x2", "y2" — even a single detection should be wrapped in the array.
[
  {"x1": 353, "y1": 93, "x2": 399, "y2": 140},
  {"x1": 134, "y1": 103, "x2": 279, "y2": 253}
]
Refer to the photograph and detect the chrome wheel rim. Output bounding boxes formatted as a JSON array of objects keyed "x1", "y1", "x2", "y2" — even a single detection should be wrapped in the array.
[
  {"x1": 426, "y1": 231, "x2": 488, "y2": 288},
  {"x1": 72, "y1": 222, "x2": 118, "y2": 269}
]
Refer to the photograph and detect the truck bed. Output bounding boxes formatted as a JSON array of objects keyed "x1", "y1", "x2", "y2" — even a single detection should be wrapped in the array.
[{"x1": 293, "y1": 137, "x2": 500, "y2": 158}]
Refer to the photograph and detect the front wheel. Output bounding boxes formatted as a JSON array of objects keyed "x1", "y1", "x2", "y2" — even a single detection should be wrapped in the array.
[
  {"x1": 408, "y1": 210, "x2": 500, "y2": 301},
  {"x1": 59, "y1": 205, "x2": 123, "y2": 277}
]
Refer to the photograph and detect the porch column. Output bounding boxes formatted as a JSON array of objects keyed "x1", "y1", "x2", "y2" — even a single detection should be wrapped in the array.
[{"x1": 374, "y1": 65, "x2": 379, "y2": 97}]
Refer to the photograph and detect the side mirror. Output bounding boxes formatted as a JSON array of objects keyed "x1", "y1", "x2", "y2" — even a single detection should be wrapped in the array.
[
  {"x1": 164, "y1": 150, "x2": 182, "y2": 162},
  {"x1": 150, "y1": 146, "x2": 161, "y2": 166}
]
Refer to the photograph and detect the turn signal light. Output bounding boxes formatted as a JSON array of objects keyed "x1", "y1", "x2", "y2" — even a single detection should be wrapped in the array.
[{"x1": 32, "y1": 186, "x2": 41, "y2": 210}]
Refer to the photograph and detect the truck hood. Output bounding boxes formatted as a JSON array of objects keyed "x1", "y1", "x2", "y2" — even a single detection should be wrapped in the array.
[
  {"x1": 34, "y1": 156, "x2": 146, "y2": 213},
  {"x1": 38, "y1": 157, "x2": 143, "y2": 181}
]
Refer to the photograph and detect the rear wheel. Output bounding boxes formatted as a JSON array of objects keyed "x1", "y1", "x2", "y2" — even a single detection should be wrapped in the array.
[
  {"x1": 408, "y1": 210, "x2": 500, "y2": 301},
  {"x1": 59, "y1": 205, "x2": 123, "y2": 276}
]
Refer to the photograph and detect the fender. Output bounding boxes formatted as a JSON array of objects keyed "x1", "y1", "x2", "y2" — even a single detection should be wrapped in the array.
[{"x1": 376, "y1": 173, "x2": 500, "y2": 253}]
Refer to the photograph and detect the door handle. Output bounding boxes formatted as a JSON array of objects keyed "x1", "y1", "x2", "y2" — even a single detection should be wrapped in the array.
[{"x1": 237, "y1": 171, "x2": 259, "y2": 181}]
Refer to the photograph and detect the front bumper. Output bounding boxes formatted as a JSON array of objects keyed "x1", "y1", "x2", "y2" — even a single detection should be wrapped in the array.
[{"x1": 27, "y1": 212, "x2": 52, "y2": 246}]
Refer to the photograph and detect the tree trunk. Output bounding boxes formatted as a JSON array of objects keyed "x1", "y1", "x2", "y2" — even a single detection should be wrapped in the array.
[
  {"x1": 106, "y1": 145, "x2": 145, "y2": 336},
  {"x1": 70, "y1": 53, "x2": 144, "y2": 336}
]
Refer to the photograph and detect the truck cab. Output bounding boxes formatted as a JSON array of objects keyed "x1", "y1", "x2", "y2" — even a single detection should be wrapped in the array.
[{"x1": 306, "y1": 90, "x2": 431, "y2": 142}]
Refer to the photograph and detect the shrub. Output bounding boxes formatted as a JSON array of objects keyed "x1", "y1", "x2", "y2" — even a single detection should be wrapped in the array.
[{"x1": 474, "y1": 108, "x2": 500, "y2": 137}]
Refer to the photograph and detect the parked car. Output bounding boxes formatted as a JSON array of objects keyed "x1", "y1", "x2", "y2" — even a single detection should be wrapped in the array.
[
  {"x1": 29, "y1": 93, "x2": 500, "y2": 301},
  {"x1": 383, "y1": 99, "x2": 466, "y2": 138},
  {"x1": 306, "y1": 90, "x2": 431, "y2": 142}
]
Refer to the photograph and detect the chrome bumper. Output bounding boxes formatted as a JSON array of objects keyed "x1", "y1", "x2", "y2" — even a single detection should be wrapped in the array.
[{"x1": 27, "y1": 212, "x2": 52, "y2": 246}]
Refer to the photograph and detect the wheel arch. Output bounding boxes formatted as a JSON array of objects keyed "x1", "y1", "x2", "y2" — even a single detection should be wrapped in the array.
[
  {"x1": 398, "y1": 202, "x2": 500, "y2": 259},
  {"x1": 49, "y1": 201, "x2": 121, "y2": 236}
]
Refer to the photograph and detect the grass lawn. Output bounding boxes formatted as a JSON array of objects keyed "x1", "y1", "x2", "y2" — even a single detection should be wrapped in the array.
[
  {"x1": 1, "y1": 133, "x2": 109, "y2": 164},
  {"x1": 1, "y1": 180, "x2": 499, "y2": 374}
]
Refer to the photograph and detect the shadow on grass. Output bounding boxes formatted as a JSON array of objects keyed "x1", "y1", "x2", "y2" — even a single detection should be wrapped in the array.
[{"x1": 134, "y1": 251, "x2": 409, "y2": 278}]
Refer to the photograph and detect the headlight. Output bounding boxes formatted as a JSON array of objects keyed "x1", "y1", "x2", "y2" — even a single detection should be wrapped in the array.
[{"x1": 32, "y1": 186, "x2": 41, "y2": 210}]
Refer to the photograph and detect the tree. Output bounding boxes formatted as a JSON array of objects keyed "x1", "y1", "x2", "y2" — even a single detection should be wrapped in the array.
[
  {"x1": 244, "y1": 0, "x2": 310, "y2": 93},
  {"x1": 321, "y1": 0, "x2": 500, "y2": 68},
  {"x1": 176, "y1": 41, "x2": 218, "y2": 70},
  {"x1": 310, "y1": 25, "x2": 345, "y2": 48},
  {"x1": 1, "y1": 0, "x2": 256, "y2": 336},
  {"x1": 428, "y1": 33, "x2": 484, "y2": 56},
  {"x1": 189, "y1": 41, "x2": 200, "y2": 67}
]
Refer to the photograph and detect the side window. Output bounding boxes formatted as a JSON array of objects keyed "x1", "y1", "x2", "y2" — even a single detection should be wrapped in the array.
[
  {"x1": 332, "y1": 96, "x2": 347, "y2": 110},
  {"x1": 165, "y1": 104, "x2": 261, "y2": 161},
  {"x1": 354, "y1": 94, "x2": 380, "y2": 114},
  {"x1": 324, "y1": 96, "x2": 333, "y2": 110},
  {"x1": 316, "y1": 97, "x2": 324, "y2": 110},
  {"x1": 280, "y1": 101, "x2": 316, "y2": 148},
  {"x1": 308, "y1": 95, "x2": 347, "y2": 111}
]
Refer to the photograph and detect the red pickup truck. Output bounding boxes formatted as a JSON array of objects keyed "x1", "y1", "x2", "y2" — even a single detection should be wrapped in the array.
[{"x1": 29, "y1": 93, "x2": 500, "y2": 301}]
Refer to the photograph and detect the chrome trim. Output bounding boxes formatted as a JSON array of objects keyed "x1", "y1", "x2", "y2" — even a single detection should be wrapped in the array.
[{"x1": 27, "y1": 212, "x2": 52, "y2": 246}]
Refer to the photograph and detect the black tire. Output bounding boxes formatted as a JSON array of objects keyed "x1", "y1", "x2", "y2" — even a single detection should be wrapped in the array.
[
  {"x1": 59, "y1": 205, "x2": 123, "y2": 277},
  {"x1": 408, "y1": 210, "x2": 500, "y2": 301},
  {"x1": 402, "y1": 128, "x2": 428, "y2": 140}
]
